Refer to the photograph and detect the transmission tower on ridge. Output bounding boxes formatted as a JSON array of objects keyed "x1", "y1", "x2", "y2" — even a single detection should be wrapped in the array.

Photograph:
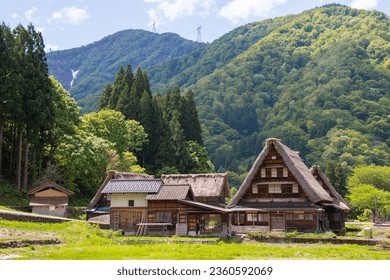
[
  {"x1": 152, "y1": 21, "x2": 157, "y2": 33},
  {"x1": 197, "y1": 25, "x2": 202, "y2": 42}
]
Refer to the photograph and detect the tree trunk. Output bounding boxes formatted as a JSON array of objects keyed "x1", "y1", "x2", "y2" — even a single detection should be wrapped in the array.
[
  {"x1": 9, "y1": 123, "x2": 16, "y2": 176},
  {"x1": 16, "y1": 125, "x2": 23, "y2": 192},
  {"x1": 23, "y1": 129, "x2": 29, "y2": 190}
]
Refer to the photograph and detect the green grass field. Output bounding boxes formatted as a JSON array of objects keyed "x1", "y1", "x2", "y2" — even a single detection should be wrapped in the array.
[{"x1": 1, "y1": 219, "x2": 389, "y2": 260}]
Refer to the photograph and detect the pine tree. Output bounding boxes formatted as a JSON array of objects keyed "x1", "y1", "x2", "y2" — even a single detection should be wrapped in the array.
[
  {"x1": 335, "y1": 163, "x2": 347, "y2": 197},
  {"x1": 180, "y1": 89, "x2": 203, "y2": 145},
  {"x1": 170, "y1": 111, "x2": 191, "y2": 172},
  {"x1": 98, "y1": 83, "x2": 113, "y2": 110},
  {"x1": 107, "y1": 65, "x2": 124, "y2": 109}
]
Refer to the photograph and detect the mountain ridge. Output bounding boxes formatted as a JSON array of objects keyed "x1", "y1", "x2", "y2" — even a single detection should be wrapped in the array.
[{"x1": 47, "y1": 5, "x2": 390, "y2": 184}]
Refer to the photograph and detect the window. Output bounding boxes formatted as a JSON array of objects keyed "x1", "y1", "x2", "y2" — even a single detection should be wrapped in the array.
[
  {"x1": 283, "y1": 168, "x2": 288, "y2": 177},
  {"x1": 247, "y1": 213, "x2": 257, "y2": 222},
  {"x1": 128, "y1": 200, "x2": 134, "y2": 207},
  {"x1": 252, "y1": 185, "x2": 258, "y2": 194},
  {"x1": 261, "y1": 168, "x2": 266, "y2": 178},
  {"x1": 271, "y1": 168, "x2": 277, "y2": 178},
  {"x1": 258, "y1": 213, "x2": 269, "y2": 221},
  {"x1": 292, "y1": 184, "x2": 299, "y2": 193},
  {"x1": 305, "y1": 213, "x2": 313, "y2": 220},
  {"x1": 286, "y1": 213, "x2": 293, "y2": 220},
  {"x1": 294, "y1": 213, "x2": 304, "y2": 220},
  {"x1": 269, "y1": 184, "x2": 282, "y2": 193},
  {"x1": 49, "y1": 205, "x2": 55, "y2": 211}
]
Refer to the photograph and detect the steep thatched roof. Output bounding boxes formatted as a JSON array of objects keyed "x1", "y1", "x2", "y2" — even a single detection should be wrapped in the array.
[
  {"x1": 228, "y1": 138, "x2": 333, "y2": 207},
  {"x1": 86, "y1": 171, "x2": 154, "y2": 210},
  {"x1": 310, "y1": 165, "x2": 350, "y2": 211},
  {"x1": 161, "y1": 173, "x2": 230, "y2": 198},
  {"x1": 146, "y1": 184, "x2": 193, "y2": 200},
  {"x1": 28, "y1": 181, "x2": 74, "y2": 196}
]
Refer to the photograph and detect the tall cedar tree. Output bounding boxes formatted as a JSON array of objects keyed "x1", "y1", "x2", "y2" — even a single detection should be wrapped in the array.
[
  {"x1": 180, "y1": 90, "x2": 203, "y2": 145},
  {"x1": 107, "y1": 65, "x2": 124, "y2": 109},
  {"x1": 12, "y1": 24, "x2": 54, "y2": 190},
  {"x1": 0, "y1": 23, "x2": 19, "y2": 175}
]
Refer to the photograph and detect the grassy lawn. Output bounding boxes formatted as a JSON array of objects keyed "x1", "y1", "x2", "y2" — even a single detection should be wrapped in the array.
[{"x1": 1, "y1": 219, "x2": 390, "y2": 260}]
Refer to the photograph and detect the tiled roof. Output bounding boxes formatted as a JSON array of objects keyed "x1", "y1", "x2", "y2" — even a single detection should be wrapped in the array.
[
  {"x1": 86, "y1": 171, "x2": 155, "y2": 210},
  {"x1": 146, "y1": 184, "x2": 192, "y2": 200},
  {"x1": 101, "y1": 179, "x2": 162, "y2": 194}
]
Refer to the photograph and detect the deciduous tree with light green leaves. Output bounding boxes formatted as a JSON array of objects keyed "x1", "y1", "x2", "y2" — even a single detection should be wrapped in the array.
[
  {"x1": 81, "y1": 110, "x2": 148, "y2": 155},
  {"x1": 346, "y1": 165, "x2": 390, "y2": 221}
]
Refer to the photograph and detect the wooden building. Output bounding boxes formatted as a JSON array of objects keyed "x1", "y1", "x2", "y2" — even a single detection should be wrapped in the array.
[
  {"x1": 310, "y1": 165, "x2": 349, "y2": 234},
  {"x1": 85, "y1": 171, "x2": 154, "y2": 220},
  {"x1": 227, "y1": 138, "x2": 348, "y2": 234},
  {"x1": 86, "y1": 171, "x2": 230, "y2": 237},
  {"x1": 28, "y1": 182, "x2": 74, "y2": 217}
]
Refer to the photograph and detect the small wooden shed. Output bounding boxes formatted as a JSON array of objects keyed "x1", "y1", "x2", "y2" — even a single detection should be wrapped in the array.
[{"x1": 28, "y1": 182, "x2": 74, "y2": 217}]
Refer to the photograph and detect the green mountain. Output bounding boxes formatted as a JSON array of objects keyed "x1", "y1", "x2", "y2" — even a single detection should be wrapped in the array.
[
  {"x1": 46, "y1": 29, "x2": 205, "y2": 113},
  {"x1": 150, "y1": 5, "x2": 390, "y2": 177},
  {"x1": 47, "y1": 5, "x2": 390, "y2": 184}
]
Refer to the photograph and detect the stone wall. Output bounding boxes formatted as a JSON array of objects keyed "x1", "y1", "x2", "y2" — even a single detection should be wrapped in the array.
[{"x1": 0, "y1": 210, "x2": 71, "y2": 223}]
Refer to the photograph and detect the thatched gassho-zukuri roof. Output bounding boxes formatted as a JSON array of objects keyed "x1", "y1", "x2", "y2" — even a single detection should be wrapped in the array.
[
  {"x1": 146, "y1": 184, "x2": 193, "y2": 200},
  {"x1": 161, "y1": 173, "x2": 230, "y2": 198},
  {"x1": 228, "y1": 138, "x2": 333, "y2": 207},
  {"x1": 310, "y1": 165, "x2": 350, "y2": 211}
]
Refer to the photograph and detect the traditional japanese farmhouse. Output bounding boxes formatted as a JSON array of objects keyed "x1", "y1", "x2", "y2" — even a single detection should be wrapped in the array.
[
  {"x1": 227, "y1": 138, "x2": 347, "y2": 234},
  {"x1": 86, "y1": 171, "x2": 230, "y2": 236},
  {"x1": 85, "y1": 171, "x2": 154, "y2": 220},
  {"x1": 28, "y1": 181, "x2": 74, "y2": 217},
  {"x1": 310, "y1": 165, "x2": 350, "y2": 234}
]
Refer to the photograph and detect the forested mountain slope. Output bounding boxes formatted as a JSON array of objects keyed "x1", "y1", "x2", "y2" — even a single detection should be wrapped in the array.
[
  {"x1": 170, "y1": 5, "x2": 390, "y2": 178},
  {"x1": 47, "y1": 5, "x2": 390, "y2": 184},
  {"x1": 46, "y1": 29, "x2": 205, "y2": 113}
]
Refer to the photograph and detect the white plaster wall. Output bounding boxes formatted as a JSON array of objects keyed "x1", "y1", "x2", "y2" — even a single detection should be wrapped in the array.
[{"x1": 110, "y1": 193, "x2": 147, "y2": 207}]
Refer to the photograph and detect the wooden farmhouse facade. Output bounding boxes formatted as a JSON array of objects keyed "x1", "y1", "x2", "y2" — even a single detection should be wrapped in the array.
[
  {"x1": 227, "y1": 138, "x2": 349, "y2": 234},
  {"x1": 86, "y1": 139, "x2": 348, "y2": 236},
  {"x1": 85, "y1": 171, "x2": 230, "y2": 236},
  {"x1": 28, "y1": 182, "x2": 74, "y2": 217}
]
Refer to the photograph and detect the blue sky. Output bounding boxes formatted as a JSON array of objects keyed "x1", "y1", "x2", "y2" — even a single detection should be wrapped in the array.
[{"x1": 1, "y1": 0, "x2": 389, "y2": 51}]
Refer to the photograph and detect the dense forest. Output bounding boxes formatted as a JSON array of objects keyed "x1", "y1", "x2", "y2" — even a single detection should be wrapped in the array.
[
  {"x1": 0, "y1": 23, "x2": 212, "y2": 198},
  {"x1": 149, "y1": 5, "x2": 390, "y2": 184}
]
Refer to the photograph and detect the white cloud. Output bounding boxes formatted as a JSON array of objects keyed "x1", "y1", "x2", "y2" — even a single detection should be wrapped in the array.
[
  {"x1": 25, "y1": 7, "x2": 37, "y2": 21},
  {"x1": 350, "y1": 0, "x2": 378, "y2": 10},
  {"x1": 48, "y1": 6, "x2": 89, "y2": 25},
  {"x1": 146, "y1": 0, "x2": 215, "y2": 23},
  {"x1": 219, "y1": 0, "x2": 287, "y2": 24},
  {"x1": 12, "y1": 13, "x2": 19, "y2": 19}
]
